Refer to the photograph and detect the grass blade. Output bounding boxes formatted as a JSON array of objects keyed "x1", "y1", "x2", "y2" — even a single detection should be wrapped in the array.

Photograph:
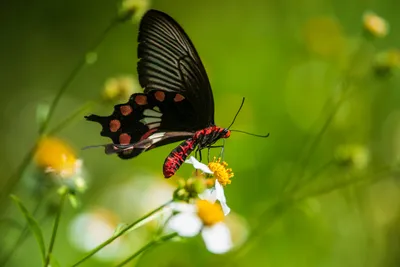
[{"x1": 11, "y1": 195, "x2": 46, "y2": 264}]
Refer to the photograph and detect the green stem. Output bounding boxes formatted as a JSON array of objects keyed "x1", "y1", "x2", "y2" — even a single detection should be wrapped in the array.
[
  {"x1": 227, "y1": 166, "x2": 393, "y2": 266},
  {"x1": 48, "y1": 100, "x2": 99, "y2": 136},
  {"x1": 284, "y1": 39, "x2": 375, "y2": 194},
  {"x1": 295, "y1": 166, "x2": 392, "y2": 201},
  {"x1": 71, "y1": 201, "x2": 172, "y2": 267},
  {"x1": 37, "y1": 20, "x2": 117, "y2": 136},
  {"x1": 44, "y1": 191, "x2": 67, "y2": 267},
  {"x1": 114, "y1": 233, "x2": 178, "y2": 267},
  {"x1": 0, "y1": 196, "x2": 44, "y2": 266},
  {"x1": 0, "y1": 18, "x2": 119, "y2": 204}
]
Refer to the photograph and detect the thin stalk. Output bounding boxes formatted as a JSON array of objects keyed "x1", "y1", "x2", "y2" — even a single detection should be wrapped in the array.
[
  {"x1": 37, "y1": 20, "x2": 117, "y2": 136},
  {"x1": 284, "y1": 38, "x2": 374, "y2": 193},
  {"x1": 227, "y1": 166, "x2": 393, "y2": 266},
  {"x1": 44, "y1": 191, "x2": 67, "y2": 267},
  {"x1": 48, "y1": 100, "x2": 99, "y2": 136},
  {"x1": 0, "y1": 197, "x2": 44, "y2": 266},
  {"x1": 0, "y1": 18, "x2": 119, "y2": 204},
  {"x1": 114, "y1": 233, "x2": 178, "y2": 267},
  {"x1": 71, "y1": 201, "x2": 172, "y2": 267},
  {"x1": 295, "y1": 166, "x2": 392, "y2": 201}
]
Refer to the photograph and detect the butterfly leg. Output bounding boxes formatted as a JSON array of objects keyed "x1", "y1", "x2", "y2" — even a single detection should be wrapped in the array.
[
  {"x1": 195, "y1": 148, "x2": 203, "y2": 162},
  {"x1": 207, "y1": 145, "x2": 224, "y2": 162}
]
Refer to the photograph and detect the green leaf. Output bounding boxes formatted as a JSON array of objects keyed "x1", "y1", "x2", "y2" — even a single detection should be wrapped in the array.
[
  {"x1": 10, "y1": 195, "x2": 46, "y2": 264},
  {"x1": 36, "y1": 103, "x2": 50, "y2": 130}
]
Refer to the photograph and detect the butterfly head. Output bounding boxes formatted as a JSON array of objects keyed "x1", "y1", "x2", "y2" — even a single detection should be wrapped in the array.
[{"x1": 222, "y1": 128, "x2": 231, "y2": 139}]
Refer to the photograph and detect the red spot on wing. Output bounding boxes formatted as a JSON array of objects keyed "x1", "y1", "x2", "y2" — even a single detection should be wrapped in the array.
[
  {"x1": 135, "y1": 95, "x2": 147, "y2": 105},
  {"x1": 155, "y1": 91, "x2": 165, "y2": 102},
  {"x1": 174, "y1": 94, "x2": 185, "y2": 102},
  {"x1": 109, "y1": 119, "x2": 121, "y2": 132},
  {"x1": 120, "y1": 105, "x2": 133, "y2": 116},
  {"x1": 140, "y1": 128, "x2": 158, "y2": 141},
  {"x1": 119, "y1": 133, "x2": 131, "y2": 145}
]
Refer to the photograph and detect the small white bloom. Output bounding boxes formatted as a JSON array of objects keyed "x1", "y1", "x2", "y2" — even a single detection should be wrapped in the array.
[
  {"x1": 201, "y1": 222, "x2": 233, "y2": 254},
  {"x1": 167, "y1": 201, "x2": 233, "y2": 254},
  {"x1": 185, "y1": 156, "x2": 231, "y2": 215}
]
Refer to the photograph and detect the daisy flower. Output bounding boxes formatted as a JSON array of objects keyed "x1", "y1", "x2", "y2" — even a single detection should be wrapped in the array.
[
  {"x1": 185, "y1": 156, "x2": 233, "y2": 215},
  {"x1": 167, "y1": 200, "x2": 233, "y2": 254}
]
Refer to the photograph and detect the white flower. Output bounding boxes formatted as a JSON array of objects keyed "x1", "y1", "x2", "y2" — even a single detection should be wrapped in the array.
[
  {"x1": 167, "y1": 200, "x2": 233, "y2": 254},
  {"x1": 185, "y1": 156, "x2": 231, "y2": 215},
  {"x1": 199, "y1": 180, "x2": 230, "y2": 216},
  {"x1": 185, "y1": 156, "x2": 213, "y2": 174}
]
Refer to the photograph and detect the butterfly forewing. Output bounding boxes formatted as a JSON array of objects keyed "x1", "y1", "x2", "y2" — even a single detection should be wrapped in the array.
[{"x1": 138, "y1": 10, "x2": 215, "y2": 127}]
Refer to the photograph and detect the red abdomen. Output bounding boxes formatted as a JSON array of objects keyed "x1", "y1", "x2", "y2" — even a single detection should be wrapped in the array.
[{"x1": 163, "y1": 138, "x2": 196, "y2": 178}]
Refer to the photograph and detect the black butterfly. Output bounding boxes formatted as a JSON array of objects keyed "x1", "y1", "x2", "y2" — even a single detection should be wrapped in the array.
[{"x1": 85, "y1": 9, "x2": 231, "y2": 178}]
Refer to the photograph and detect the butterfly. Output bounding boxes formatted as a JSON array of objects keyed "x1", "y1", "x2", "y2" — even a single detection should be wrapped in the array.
[{"x1": 85, "y1": 9, "x2": 231, "y2": 178}]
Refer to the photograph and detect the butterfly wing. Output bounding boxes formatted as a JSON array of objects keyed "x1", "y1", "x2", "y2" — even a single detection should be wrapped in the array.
[
  {"x1": 85, "y1": 91, "x2": 195, "y2": 159},
  {"x1": 138, "y1": 9, "x2": 215, "y2": 128},
  {"x1": 86, "y1": 9, "x2": 215, "y2": 159}
]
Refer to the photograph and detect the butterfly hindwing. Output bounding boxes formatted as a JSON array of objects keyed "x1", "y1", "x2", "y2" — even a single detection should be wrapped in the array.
[{"x1": 85, "y1": 90, "x2": 197, "y2": 159}]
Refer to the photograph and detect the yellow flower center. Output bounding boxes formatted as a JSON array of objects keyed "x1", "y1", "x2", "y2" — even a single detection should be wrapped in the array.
[
  {"x1": 208, "y1": 157, "x2": 234, "y2": 186},
  {"x1": 35, "y1": 137, "x2": 78, "y2": 177},
  {"x1": 196, "y1": 200, "x2": 224, "y2": 226}
]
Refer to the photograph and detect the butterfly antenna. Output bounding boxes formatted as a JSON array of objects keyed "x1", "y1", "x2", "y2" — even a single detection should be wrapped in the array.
[
  {"x1": 227, "y1": 97, "x2": 245, "y2": 129},
  {"x1": 230, "y1": 130, "x2": 270, "y2": 138}
]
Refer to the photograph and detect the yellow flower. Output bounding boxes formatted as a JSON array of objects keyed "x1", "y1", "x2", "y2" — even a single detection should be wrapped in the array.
[
  {"x1": 35, "y1": 137, "x2": 78, "y2": 177},
  {"x1": 196, "y1": 199, "x2": 224, "y2": 226},
  {"x1": 102, "y1": 76, "x2": 138, "y2": 103},
  {"x1": 208, "y1": 157, "x2": 234, "y2": 187},
  {"x1": 363, "y1": 11, "x2": 389, "y2": 38}
]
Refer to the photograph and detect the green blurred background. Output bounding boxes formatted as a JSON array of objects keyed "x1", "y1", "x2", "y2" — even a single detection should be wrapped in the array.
[{"x1": 1, "y1": 0, "x2": 400, "y2": 266}]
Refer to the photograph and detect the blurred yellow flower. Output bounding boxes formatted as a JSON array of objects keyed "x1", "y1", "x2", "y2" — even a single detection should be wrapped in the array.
[
  {"x1": 35, "y1": 137, "x2": 86, "y2": 194},
  {"x1": 102, "y1": 76, "x2": 139, "y2": 103},
  {"x1": 208, "y1": 157, "x2": 234, "y2": 186},
  {"x1": 35, "y1": 137, "x2": 78, "y2": 178},
  {"x1": 363, "y1": 11, "x2": 388, "y2": 38},
  {"x1": 120, "y1": 0, "x2": 150, "y2": 23},
  {"x1": 196, "y1": 199, "x2": 224, "y2": 226}
]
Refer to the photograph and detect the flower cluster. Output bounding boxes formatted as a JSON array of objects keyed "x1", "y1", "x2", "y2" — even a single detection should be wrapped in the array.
[{"x1": 167, "y1": 156, "x2": 235, "y2": 254}]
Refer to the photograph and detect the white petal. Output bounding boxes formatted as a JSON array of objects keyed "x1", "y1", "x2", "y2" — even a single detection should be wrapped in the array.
[
  {"x1": 201, "y1": 223, "x2": 233, "y2": 254},
  {"x1": 198, "y1": 188, "x2": 217, "y2": 203},
  {"x1": 185, "y1": 156, "x2": 213, "y2": 174},
  {"x1": 215, "y1": 180, "x2": 230, "y2": 215},
  {"x1": 169, "y1": 202, "x2": 197, "y2": 213},
  {"x1": 167, "y1": 213, "x2": 202, "y2": 237}
]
